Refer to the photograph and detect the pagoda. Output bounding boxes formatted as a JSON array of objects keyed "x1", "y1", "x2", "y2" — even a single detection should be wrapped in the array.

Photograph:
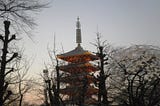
[{"x1": 57, "y1": 17, "x2": 99, "y2": 106}]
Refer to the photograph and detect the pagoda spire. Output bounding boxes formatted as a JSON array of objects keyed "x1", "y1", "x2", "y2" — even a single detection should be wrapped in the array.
[{"x1": 76, "y1": 17, "x2": 82, "y2": 46}]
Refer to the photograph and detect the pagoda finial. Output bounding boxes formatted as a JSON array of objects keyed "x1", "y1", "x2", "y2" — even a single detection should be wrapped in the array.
[
  {"x1": 76, "y1": 17, "x2": 80, "y2": 29},
  {"x1": 76, "y1": 17, "x2": 82, "y2": 46}
]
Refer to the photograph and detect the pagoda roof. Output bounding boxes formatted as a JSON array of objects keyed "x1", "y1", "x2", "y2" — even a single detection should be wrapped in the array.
[
  {"x1": 63, "y1": 98, "x2": 98, "y2": 105},
  {"x1": 59, "y1": 45, "x2": 87, "y2": 57},
  {"x1": 60, "y1": 85, "x2": 98, "y2": 96},
  {"x1": 59, "y1": 62, "x2": 98, "y2": 73},
  {"x1": 59, "y1": 74, "x2": 97, "y2": 84},
  {"x1": 85, "y1": 98, "x2": 98, "y2": 105},
  {"x1": 57, "y1": 45, "x2": 98, "y2": 62}
]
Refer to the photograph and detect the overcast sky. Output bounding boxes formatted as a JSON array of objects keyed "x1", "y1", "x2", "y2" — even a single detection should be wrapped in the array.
[{"x1": 20, "y1": 0, "x2": 160, "y2": 76}]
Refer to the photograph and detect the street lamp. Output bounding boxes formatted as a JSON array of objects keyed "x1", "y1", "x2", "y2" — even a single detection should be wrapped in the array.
[
  {"x1": 43, "y1": 69, "x2": 55, "y2": 106},
  {"x1": 43, "y1": 69, "x2": 49, "y2": 106},
  {"x1": 43, "y1": 69, "x2": 49, "y2": 81}
]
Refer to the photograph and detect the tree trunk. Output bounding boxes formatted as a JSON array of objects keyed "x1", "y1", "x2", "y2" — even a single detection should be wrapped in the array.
[
  {"x1": 0, "y1": 21, "x2": 10, "y2": 105},
  {"x1": 98, "y1": 46, "x2": 109, "y2": 106},
  {"x1": 19, "y1": 94, "x2": 23, "y2": 106}
]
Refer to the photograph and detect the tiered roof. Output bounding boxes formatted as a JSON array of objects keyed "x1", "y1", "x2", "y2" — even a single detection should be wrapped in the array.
[{"x1": 57, "y1": 45, "x2": 98, "y2": 63}]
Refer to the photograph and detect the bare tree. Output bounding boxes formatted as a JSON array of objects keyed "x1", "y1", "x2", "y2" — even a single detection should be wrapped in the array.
[
  {"x1": 0, "y1": 21, "x2": 34, "y2": 105},
  {"x1": 45, "y1": 39, "x2": 66, "y2": 106},
  {"x1": 92, "y1": 32, "x2": 111, "y2": 106},
  {"x1": 109, "y1": 45, "x2": 160, "y2": 106},
  {"x1": 0, "y1": 21, "x2": 17, "y2": 105},
  {"x1": 0, "y1": 0, "x2": 48, "y2": 105},
  {"x1": 0, "y1": 0, "x2": 49, "y2": 35},
  {"x1": 12, "y1": 59, "x2": 33, "y2": 106}
]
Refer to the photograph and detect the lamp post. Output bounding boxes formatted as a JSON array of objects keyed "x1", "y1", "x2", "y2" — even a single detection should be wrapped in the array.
[
  {"x1": 43, "y1": 69, "x2": 55, "y2": 106},
  {"x1": 43, "y1": 69, "x2": 49, "y2": 106}
]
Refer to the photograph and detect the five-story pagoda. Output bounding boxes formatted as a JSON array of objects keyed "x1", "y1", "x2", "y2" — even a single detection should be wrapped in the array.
[{"x1": 57, "y1": 18, "x2": 99, "y2": 106}]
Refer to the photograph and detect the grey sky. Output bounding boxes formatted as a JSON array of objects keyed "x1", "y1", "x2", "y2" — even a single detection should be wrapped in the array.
[{"x1": 20, "y1": 0, "x2": 160, "y2": 75}]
